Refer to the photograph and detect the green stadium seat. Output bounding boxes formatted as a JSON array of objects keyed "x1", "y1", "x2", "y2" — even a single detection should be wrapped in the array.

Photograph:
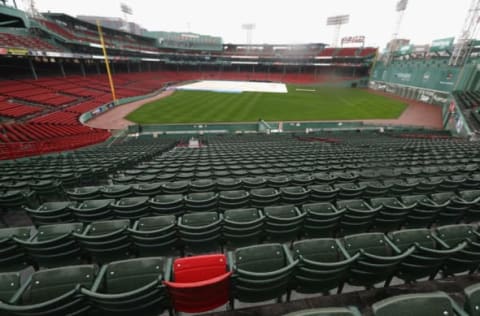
[
  {"x1": 81, "y1": 257, "x2": 171, "y2": 316},
  {"x1": 17, "y1": 223, "x2": 84, "y2": 269},
  {"x1": 111, "y1": 196, "x2": 150, "y2": 220},
  {"x1": 75, "y1": 219, "x2": 131, "y2": 264},
  {"x1": 371, "y1": 292, "x2": 466, "y2": 316},
  {"x1": 100, "y1": 185, "x2": 133, "y2": 199},
  {"x1": 333, "y1": 171, "x2": 360, "y2": 182},
  {"x1": 440, "y1": 174, "x2": 467, "y2": 191},
  {"x1": 156, "y1": 173, "x2": 176, "y2": 182},
  {"x1": 281, "y1": 186, "x2": 310, "y2": 205},
  {"x1": 24, "y1": 201, "x2": 76, "y2": 226},
  {"x1": 0, "y1": 190, "x2": 37, "y2": 211},
  {"x1": 190, "y1": 179, "x2": 216, "y2": 192},
  {"x1": 178, "y1": 212, "x2": 223, "y2": 255},
  {"x1": 458, "y1": 190, "x2": 480, "y2": 222},
  {"x1": 336, "y1": 200, "x2": 380, "y2": 236},
  {"x1": 176, "y1": 172, "x2": 195, "y2": 181},
  {"x1": 464, "y1": 174, "x2": 480, "y2": 189},
  {"x1": 384, "y1": 178, "x2": 418, "y2": 196},
  {"x1": 129, "y1": 215, "x2": 178, "y2": 257},
  {"x1": 434, "y1": 224, "x2": 480, "y2": 276},
  {"x1": 342, "y1": 232, "x2": 413, "y2": 288},
  {"x1": 302, "y1": 202, "x2": 345, "y2": 238},
  {"x1": 359, "y1": 169, "x2": 382, "y2": 180},
  {"x1": 113, "y1": 176, "x2": 136, "y2": 185},
  {"x1": 334, "y1": 183, "x2": 365, "y2": 199},
  {"x1": 30, "y1": 180, "x2": 64, "y2": 201},
  {"x1": 162, "y1": 180, "x2": 190, "y2": 194},
  {"x1": 149, "y1": 194, "x2": 184, "y2": 216},
  {"x1": 70, "y1": 199, "x2": 114, "y2": 223},
  {"x1": 400, "y1": 195, "x2": 445, "y2": 228},
  {"x1": 264, "y1": 205, "x2": 305, "y2": 243},
  {"x1": 388, "y1": 228, "x2": 465, "y2": 283},
  {"x1": 134, "y1": 174, "x2": 157, "y2": 183},
  {"x1": 308, "y1": 184, "x2": 339, "y2": 202},
  {"x1": 66, "y1": 186, "x2": 102, "y2": 201},
  {"x1": 358, "y1": 180, "x2": 392, "y2": 198},
  {"x1": 292, "y1": 238, "x2": 358, "y2": 295},
  {"x1": 223, "y1": 208, "x2": 264, "y2": 249},
  {"x1": 185, "y1": 192, "x2": 218, "y2": 212},
  {"x1": 0, "y1": 265, "x2": 97, "y2": 316},
  {"x1": 415, "y1": 177, "x2": 444, "y2": 194},
  {"x1": 241, "y1": 177, "x2": 267, "y2": 189},
  {"x1": 218, "y1": 190, "x2": 250, "y2": 210},
  {"x1": 281, "y1": 307, "x2": 362, "y2": 316},
  {"x1": 131, "y1": 182, "x2": 164, "y2": 196},
  {"x1": 431, "y1": 192, "x2": 471, "y2": 225},
  {"x1": 216, "y1": 178, "x2": 242, "y2": 191},
  {"x1": 0, "y1": 226, "x2": 31, "y2": 272},
  {"x1": 313, "y1": 173, "x2": 337, "y2": 185},
  {"x1": 464, "y1": 282, "x2": 480, "y2": 316},
  {"x1": 0, "y1": 271, "x2": 20, "y2": 303},
  {"x1": 290, "y1": 174, "x2": 315, "y2": 186},
  {"x1": 228, "y1": 243, "x2": 297, "y2": 307},
  {"x1": 250, "y1": 188, "x2": 281, "y2": 208},
  {"x1": 370, "y1": 197, "x2": 410, "y2": 232},
  {"x1": 267, "y1": 176, "x2": 291, "y2": 188}
]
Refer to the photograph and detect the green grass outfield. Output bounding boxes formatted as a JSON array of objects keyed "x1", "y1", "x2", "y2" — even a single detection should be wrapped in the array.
[{"x1": 126, "y1": 85, "x2": 407, "y2": 124}]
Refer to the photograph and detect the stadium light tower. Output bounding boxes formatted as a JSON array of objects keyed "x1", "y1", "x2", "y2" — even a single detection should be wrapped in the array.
[
  {"x1": 22, "y1": 0, "x2": 39, "y2": 16},
  {"x1": 120, "y1": 3, "x2": 133, "y2": 33},
  {"x1": 449, "y1": 0, "x2": 480, "y2": 67},
  {"x1": 385, "y1": 0, "x2": 408, "y2": 64},
  {"x1": 326, "y1": 15, "x2": 349, "y2": 47},
  {"x1": 242, "y1": 23, "x2": 256, "y2": 45}
]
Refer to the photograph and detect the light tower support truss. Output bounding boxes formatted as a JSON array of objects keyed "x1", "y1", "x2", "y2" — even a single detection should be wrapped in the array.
[
  {"x1": 327, "y1": 15, "x2": 349, "y2": 47},
  {"x1": 385, "y1": 0, "x2": 408, "y2": 65},
  {"x1": 242, "y1": 23, "x2": 256, "y2": 46},
  {"x1": 449, "y1": 0, "x2": 480, "y2": 67}
]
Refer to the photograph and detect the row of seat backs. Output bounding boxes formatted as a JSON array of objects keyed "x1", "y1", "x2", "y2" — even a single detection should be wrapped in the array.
[
  {"x1": 109, "y1": 169, "x2": 480, "y2": 189},
  {"x1": 26, "y1": 188, "x2": 480, "y2": 225},
  {"x1": 2, "y1": 210, "x2": 479, "y2": 268},
  {"x1": 3, "y1": 251, "x2": 480, "y2": 315},
  {"x1": 0, "y1": 256, "x2": 172, "y2": 316},
  {"x1": 0, "y1": 254, "x2": 231, "y2": 315},
  {"x1": 280, "y1": 290, "x2": 475, "y2": 316}
]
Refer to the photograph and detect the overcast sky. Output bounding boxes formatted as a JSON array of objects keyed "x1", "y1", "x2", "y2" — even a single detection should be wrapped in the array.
[{"x1": 23, "y1": 0, "x2": 473, "y2": 48}]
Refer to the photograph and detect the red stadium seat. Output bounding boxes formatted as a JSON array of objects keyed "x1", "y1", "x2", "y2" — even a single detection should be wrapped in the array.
[{"x1": 164, "y1": 254, "x2": 232, "y2": 313}]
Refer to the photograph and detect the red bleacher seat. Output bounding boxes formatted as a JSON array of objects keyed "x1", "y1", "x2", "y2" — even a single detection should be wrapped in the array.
[
  {"x1": 0, "y1": 32, "x2": 60, "y2": 51},
  {"x1": 318, "y1": 48, "x2": 337, "y2": 57},
  {"x1": 0, "y1": 99, "x2": 42, "y2": 118},
  {"x1": 359, "y1": 47, "x2": 377, "y2": 57},
  {"x1": 164, "y1": 254, "x2": 232, "y2": 313},
  {"x1": 337, "y1": 48, "x2": 359, "y2": 57}
]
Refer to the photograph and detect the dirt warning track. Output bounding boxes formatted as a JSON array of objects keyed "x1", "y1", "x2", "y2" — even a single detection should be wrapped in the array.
[{"x1": 85, "y1": 90, "x2": 174, "y2": 130}]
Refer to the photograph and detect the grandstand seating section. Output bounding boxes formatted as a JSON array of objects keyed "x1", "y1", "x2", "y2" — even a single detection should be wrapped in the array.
[
  {"x1": 453, "y1": 91, "x2": 480, "y2": 110},
  {"x1": 2, "y1": 20, "x2": 375, "y2": 59},
  {"x1": 0, "y1": 98, "x2": 42, "y2": 118},
  {"x1": 0, "y1": 69, "x2": 363, "y2": 159},
  {"x1": 0, "y1": 32, "x2": 60, "y2": 51},
  {"x1": 452, "y1": 91, "x2": 480, "y2": 133},
  {"x1": 337, "y1": 48, "x2": 358, "y2": 57},
  {"x1": 358, "y1": 47, "x2": 377, "y2": 57},
  {"x1": 35, "y1": 18, "x2": 158, "y2": 52},
  {"x1": 0, "y1": 4, "x2": 469, "y2": 315},
  {"x1": 1, "y1": 132, "x2": 480, "y2": 314},
  {"x1": 318, "y1": 47, "x2": 337, "y2": 57},
  {"x1": 317, "y1": 47, "x2": 377, "y2": 58}
]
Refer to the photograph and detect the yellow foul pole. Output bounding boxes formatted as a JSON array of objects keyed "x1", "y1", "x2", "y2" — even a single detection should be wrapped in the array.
[{"x1": 96, "y1": 20, "x2": 117, "y2": 102}]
